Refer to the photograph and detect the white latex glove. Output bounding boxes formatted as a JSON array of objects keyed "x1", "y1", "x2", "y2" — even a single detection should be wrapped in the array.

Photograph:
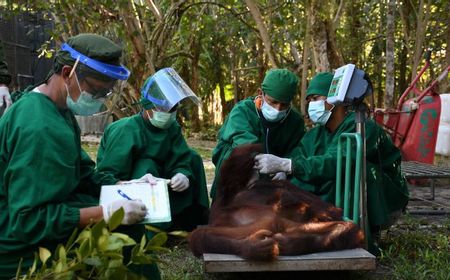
[
  {"x1": 0, "y1": 86, "x2": 12, "y2": 110},
  {"x1": 102, "y1": 199, "x2": 147, "y2": 225},
  {"x1": 126, "y1": 173, "x2": 157, "y2": 185},
  {"x1": 170, "y1": 173, "x2": 189, "y2": 192},
  {"x1": 254, "y1": 154, "x2": 292, "y2": 174},
  {"x1": 271, "y1": 171, "x2": 287, "y2": 181}
]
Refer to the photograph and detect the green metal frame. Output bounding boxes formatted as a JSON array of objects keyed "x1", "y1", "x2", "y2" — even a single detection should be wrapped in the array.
[{"x1": 335, "y1": 133, "x2": 362, "y2": 224}]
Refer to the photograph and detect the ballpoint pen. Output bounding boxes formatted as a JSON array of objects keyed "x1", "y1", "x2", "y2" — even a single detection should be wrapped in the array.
[{"x1": 117, "y1": 189, "x2": 133, "y2": 200}]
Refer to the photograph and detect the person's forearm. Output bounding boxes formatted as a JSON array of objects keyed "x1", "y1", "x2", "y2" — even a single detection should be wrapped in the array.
[{"x1": 79, "y1": 206, "x2": 104, "y2": 227}]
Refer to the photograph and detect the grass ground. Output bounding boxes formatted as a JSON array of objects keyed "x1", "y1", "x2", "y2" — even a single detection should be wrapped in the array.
[{"x1": 82, "y1": 139, "x2": 450, "y2": 280}]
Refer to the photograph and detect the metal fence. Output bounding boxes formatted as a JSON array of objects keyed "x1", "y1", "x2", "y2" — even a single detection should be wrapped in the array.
[{"x1": 0, "y1": 9, "x2": 53, "y2": 90}]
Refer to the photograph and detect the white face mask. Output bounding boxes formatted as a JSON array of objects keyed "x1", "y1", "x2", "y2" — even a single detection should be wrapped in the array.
[
  {"x1": 149, "y1": 110, "x2": 176, "y2": 129},
  {"x1": 308, "y1": 99, "x2": 334, "y2": 125},
  {"x1": 65, "y1": 84, "x2": 104, "y2": 116},
  {"x1": 65, "y1": 72, "x2": 104, "y2": 116},
  {"x1": 261, "y1": 96, "x2": 288, "y2": 122}
]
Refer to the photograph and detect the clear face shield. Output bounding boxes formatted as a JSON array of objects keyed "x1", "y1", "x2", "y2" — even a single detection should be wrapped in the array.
[
  {"x1": 62, "y1": 43, "x2": 130, "y2": 99},
  {"x1": 141, "y1": 68, "x2": 201, "y2": 112}
]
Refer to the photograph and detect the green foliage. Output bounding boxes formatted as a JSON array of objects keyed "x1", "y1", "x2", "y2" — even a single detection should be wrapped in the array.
[
  {"x1": 5, "y1": 0, "x2": 450, "y2": 123},
  {"x1": 16, "y1": 209, "x2": 168, "y2": 279},
  {"x1": 183, "y1": 122, "x2": 220, "y2": 141},
  {"x1": 379, "y1": 215, "x2": 450, "y2": 280}
]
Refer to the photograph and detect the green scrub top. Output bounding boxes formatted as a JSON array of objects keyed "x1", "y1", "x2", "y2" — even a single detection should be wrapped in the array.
[
  {"x1": 211, "y1": 97, "x2": 305, "y2": 198},
  {"x1": 291, "y1": 112, "x2": 409, "y2": 228},
  {"x1": 96, "y1": 114, "x2": 209, "y2": 226},
  {"x1": 0, "y1": 92, "x2": 101, "y2": 278}
]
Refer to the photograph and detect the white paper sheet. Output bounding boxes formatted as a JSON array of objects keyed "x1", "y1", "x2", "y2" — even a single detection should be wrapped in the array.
[{"x1": 100, "y1": 179, "x2": 171, "y2": 223}]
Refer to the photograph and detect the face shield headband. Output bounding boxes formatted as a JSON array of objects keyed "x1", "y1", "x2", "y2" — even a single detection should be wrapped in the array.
[
  {"x1": 140, "y1": 67, "x2": 200, "y2": 112},
  {"x1": 61, "y1": 43, "x2": 130, "y2": 81}
]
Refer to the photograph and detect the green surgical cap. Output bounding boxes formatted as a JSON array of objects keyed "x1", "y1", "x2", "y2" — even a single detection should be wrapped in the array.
[
  {"x1": 306, "y1": 72, "x2": 333, "y2": 98},
  {"x1": 261, "y1": 69, "x2": 298, "y2": 103},
  {"x1": 52, "y1": 33, "x2": 123, "y2": 79}
]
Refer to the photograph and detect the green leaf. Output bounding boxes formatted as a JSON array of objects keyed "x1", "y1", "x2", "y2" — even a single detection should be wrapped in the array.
[
  {"x1": 97, "y1": 234, "x2": 109, "y2": 251},
  {"x1": 139, "y1": 234, "x2": 146, "y2": 251},
  {"x1": 101, "y1": 252, "x2": 124, "y2": 259},
  {"x1": 54, "y1": 260, "x2": 63, "y2": 273},
  {"x1": 65, "y1": 228, "x2": 79, "y2": 249},
  {"x1": 144, "y1": 224, "x2": 163, "y2": 233},
  {"x1": 108, "y1": 208, "x2": 125, "y2": 231},
  {"x1": 144, "y1": 246, "x2": 171, "y2": 253},
  {"x1": 111, "y1": 232, "x2": 136, "y2": 246},
  {"x1": 83, "y1": 257, "x2": 102, "y2": 267},
  {"x1": 130, "y1": 244, "x2": 140, "y2": 260},
  {"x1": 167, "y1": 230, "x2": 188, "y2": 238},
  {"x1": 15, "y1": 258, "x2": 22, "y2": 280},
  {"x1": 78, "y1": 238, "x2": 91, "y2": 259},
  {"x1": 91, "y1": 219, "x2": 107, "y2": 240},
  {"x1": 146, "y1": 232, "x2": 167, "y2": 248},
  {"x1": 130, "y1": 254, "x2": 155, "y2": 265},
  {"x1": 39, "y1": 247, "x2": 52, "y2": 265},
  {"x1": 76, "y1": 229, "x2": 92, "y2": 243},
  {"x1": 29, "y1": 253, "x2": 37, "y2": 275},
  {"x1": 106, "y1": 236, "x2": 125, "y2": 251},
  {"x1": 58, "y1": 246, "x2": 67, "y2": 270},
  {"x1": 107, "y1": 259, "x2": 123, "y2": 268}
]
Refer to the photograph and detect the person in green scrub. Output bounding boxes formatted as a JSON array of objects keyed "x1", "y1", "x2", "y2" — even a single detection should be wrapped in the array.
[
  {"x1": 211, "y1": 68, "x2": 306, "y2": 199},
  {"x1": 0, "y1": 34, "x2": 159, "y2": 279},
  {"x1": 0, "y1": 39, "x2": 12, "y2": 115},
  {"x1": 254, "y1": 72, "x2": 409, "y2": 252},
  {"x1": 96, "y1": 68, "x2": 209, "y2": 232}
]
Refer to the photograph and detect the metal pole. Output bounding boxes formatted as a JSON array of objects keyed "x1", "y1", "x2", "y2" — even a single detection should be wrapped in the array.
[{"x1": 355, "y1": 103, "x2": 368, "y2": 250}]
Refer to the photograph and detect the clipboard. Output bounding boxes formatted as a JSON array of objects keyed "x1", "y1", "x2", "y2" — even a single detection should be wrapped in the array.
[{"x1": 100, "y1": 179, "x2": 171, "y2": 223}]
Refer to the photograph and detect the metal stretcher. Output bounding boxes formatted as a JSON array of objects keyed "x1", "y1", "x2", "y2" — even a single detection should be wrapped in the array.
[{"x1": 202, "y1": 133, "x2": 376, "y2": 273}]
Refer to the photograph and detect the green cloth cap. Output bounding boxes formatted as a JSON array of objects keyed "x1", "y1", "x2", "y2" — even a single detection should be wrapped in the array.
[
  {"x1": 306, "y1": 72, "x2": 333, "y2": 98},
  {"x1": 261, "y1": 69, "x2": 298, "y2": 103},
  {"x1": 52, "y1": 33, "x2": 123, "y2": 81}
]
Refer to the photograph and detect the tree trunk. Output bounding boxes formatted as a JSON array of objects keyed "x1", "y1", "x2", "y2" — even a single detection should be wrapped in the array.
[
  {"x1": 309, "y1": 0, "x2": 343, "y2": 71},
  {"x1": 397, "y1": 45, "x2": 408, "y2": 101},
  {"x1": 410, "y1": 0, "x2": 431, "y2": 81},
  {"x1": 344, "y1": 1, "x2": 361, "y2": 64},
  {"x1": 444, "y1": 5, "x2": 450, "y2": 93},
  {"x1": 300, "y1": 7, "x2": 311, "y2": 115},
  {"x1": 375, "y1": 42, "x2": 384, "y2": 108},
  {"x1": 189, "y1": 35, "x2": 201, "y2": 132},
  {"x1": 374, "y1": 3, "x2": 385, "y2": 108},
  {"x1": 310, "y1": 2, "x2": 330, "y2": 72},
  {"x1": 385, "y1": 0, "x2": 396, "y2": 108},
  {"x1": 244, "y1": 0, "x2": 278, "y2": 67}
]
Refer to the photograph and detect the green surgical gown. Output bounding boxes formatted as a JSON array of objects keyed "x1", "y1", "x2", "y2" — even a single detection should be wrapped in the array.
[
  {"x1": 290, "y1": 112, "x2": 409, "y2": 230},
  {"x1": 0, "y1": 91, "x2": 158, "y2": 279},
  {"x1": 211, "y1": 97, "x2": 305, "y2": 198},
  {"x1": 0, "y1": 92, "x2": 101, "y2": 278},
  {"x1": 96, "y1": 114, "x2": 209, "y2": 231}
]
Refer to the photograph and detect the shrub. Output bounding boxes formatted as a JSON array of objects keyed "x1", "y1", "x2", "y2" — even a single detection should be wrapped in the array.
[{"x1": 15, "y1": 209, "x2": 170, "y2": 279}]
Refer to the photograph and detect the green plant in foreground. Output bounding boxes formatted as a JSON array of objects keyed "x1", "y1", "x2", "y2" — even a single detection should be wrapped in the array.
[{"x1": 15, "y1": 209, "x2": 173, "y2": 279}]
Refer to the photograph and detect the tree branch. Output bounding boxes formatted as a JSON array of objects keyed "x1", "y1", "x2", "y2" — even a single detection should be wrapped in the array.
[
  {"x1": 146, "y1": 0, "x2": 163, "y2": 22},
  {"x1": 332, "y1": 0, "x2": 345, "y2": 27},
  {"x1": 244, "y1": 0, "x2": 278, "y2": 67}
]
